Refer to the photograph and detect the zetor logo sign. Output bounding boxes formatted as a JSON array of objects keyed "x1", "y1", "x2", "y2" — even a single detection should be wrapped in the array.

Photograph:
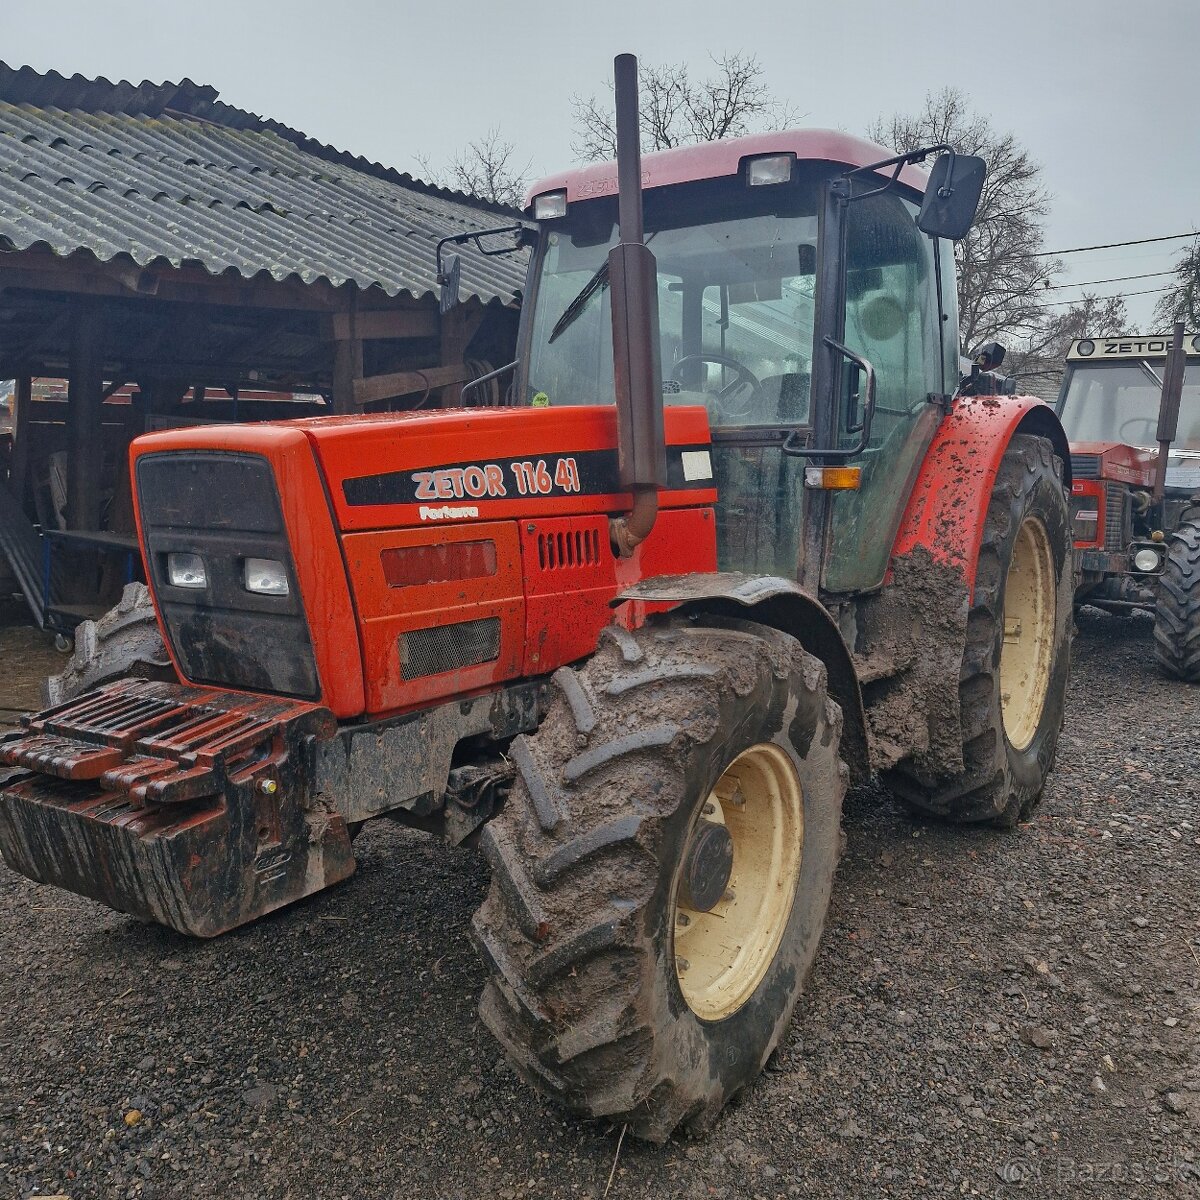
[{"x1": 412, "y1": 457, "x2": 583, "y2": 516}]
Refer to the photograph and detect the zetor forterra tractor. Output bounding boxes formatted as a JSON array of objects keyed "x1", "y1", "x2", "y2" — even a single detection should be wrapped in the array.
[
  {"x1": 0, "y1": 57, "x2": 1074, "y2": 1140},
  {"x1": 1057, "y1": 329, "x2": 1200, "y2": 680}
]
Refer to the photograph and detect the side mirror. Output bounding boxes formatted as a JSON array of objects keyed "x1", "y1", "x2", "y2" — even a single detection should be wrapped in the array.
[
  {"x1": 438, "y1": 253, "x2": 462, "y2": 314},
  {"x1": 973, "y1": 341, "x2": 1005, "y2": 371},
  {"x1": 917, "y1": 153, "x2": 986, "y2": 241}
]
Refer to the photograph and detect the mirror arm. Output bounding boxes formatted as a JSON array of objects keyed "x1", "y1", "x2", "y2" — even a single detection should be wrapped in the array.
[
  {"x1": 436, "y1": 223, "x2": 529, "y2": 283},
  {"x1": 834, "y1": 143, "x2": 953, "y2": 206}
]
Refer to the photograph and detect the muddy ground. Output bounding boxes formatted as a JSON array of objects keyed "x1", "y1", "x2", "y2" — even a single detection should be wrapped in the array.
[{"x1": 0, "y1": 607, "x2": 1197, "y2": 1199}]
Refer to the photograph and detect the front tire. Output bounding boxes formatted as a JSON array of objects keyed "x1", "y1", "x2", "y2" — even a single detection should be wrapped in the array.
[
  {"x1": 44, "y1": 582, "x2": 172, "y2": 705},
  {"x1": 472, "y1": 617, "x2": 846, "y2": 1142},
  {"x1": 886, "y1": 434, "x2": 1073, "y2": 826},
  {"x1": 1153, "y1": 520, "x2": 1200, "y2": 682}
]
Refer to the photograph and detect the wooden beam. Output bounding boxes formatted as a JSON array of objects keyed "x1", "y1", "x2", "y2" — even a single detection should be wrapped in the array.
[
  {"x1": 9, "y1": 375, "x2": 32, "y2": 510},
  {"x1": 0, "y1": 252, "x2": 347, "y2": 313},
  {"x1": 352, "y1": 363, "x2": 471, "y2": 408},
  {"x1": 66, "y1": 306, "x2": 105, "y2": 531},
  {"x1": 330, "y1": 308, "x2": 438, "y2": 341}
]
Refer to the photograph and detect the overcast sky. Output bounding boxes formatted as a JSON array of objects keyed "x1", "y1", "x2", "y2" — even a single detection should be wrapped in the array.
[{"x1": 4, "y1": 0, "x2": 1197, "y2": 330}]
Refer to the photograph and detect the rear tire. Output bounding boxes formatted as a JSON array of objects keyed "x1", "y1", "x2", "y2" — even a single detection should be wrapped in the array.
[
  {"x1": 44, "y1": 582, "x2": 173, "y2": 706},
  {"x1": 472, "y1": 616, "x2": 846, "y2": 1142},
  {"x1": 886, "y1": 434, "x2": 1073, "y2": 826},
  {"x1": 1153, "y1": 520, "x2": 1200, "y2": 682}
]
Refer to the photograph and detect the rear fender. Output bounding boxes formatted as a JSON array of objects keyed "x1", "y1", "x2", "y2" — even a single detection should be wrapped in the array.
[
  {"x1": 614, "y1": 573, "x2": 869, "y2": 784},
  {"x1": 891, "y1": 396, "x2": 1071, "y2": 598}
]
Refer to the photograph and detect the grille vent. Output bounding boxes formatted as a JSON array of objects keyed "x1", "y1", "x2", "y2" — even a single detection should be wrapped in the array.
[
  {"x1": 537, "y1": 528, "x2": 602, "y2": 570},
  {"x1": 1104, "y1": 483, "x2": 1127, "y2": 552},
  {"x1": 400, "y1": 617, "x2": 500, "y2": 680},
  {"x1": 1070, "y1": 454, "x2": 1101, "y2": 481}
]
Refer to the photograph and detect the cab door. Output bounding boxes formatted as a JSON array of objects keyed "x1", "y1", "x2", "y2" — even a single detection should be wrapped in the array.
[{"x1": 820, "y1": 191, "x2": 958, "y2": 594}]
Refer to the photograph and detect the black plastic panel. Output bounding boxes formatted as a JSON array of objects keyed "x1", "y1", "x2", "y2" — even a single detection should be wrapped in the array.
[{"x1": 136, "y1": 452, "x2": 320, "y2": 699}]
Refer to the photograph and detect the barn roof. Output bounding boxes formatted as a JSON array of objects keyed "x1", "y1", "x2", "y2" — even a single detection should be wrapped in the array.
[{"x1": 0, "y1": 62, "x2": 527, "y2": 305}]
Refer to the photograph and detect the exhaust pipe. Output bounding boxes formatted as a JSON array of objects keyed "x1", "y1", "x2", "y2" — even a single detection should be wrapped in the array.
[
  {"x1": 607, "y1": 53, "x2": 665, "y2": 557},
  {"x1": 1153, "y1": 321, "x2": 1186, "y2": 504}
]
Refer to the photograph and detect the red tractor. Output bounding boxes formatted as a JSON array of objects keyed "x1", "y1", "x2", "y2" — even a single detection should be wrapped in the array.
[
  {"x1": 0, "y1": 58, "x2": 1074, "y2": 1140},
  {"x1": 1058, "y1": 329, "x2": 1200, "y2": 679}
]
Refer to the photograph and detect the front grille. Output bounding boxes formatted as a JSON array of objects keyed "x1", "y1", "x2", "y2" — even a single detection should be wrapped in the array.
[
  {"x1": 1071, "y1": 454, "x2": 1102, "y2": 480},
  {"x1": 401, "y1": 618, "x2": 500, "y2": 680},
  {"x1": 1104, "y1": 483, "x2": 1128, "y2": 552},
  {"x1": 136, "y1": 452, "x2": 319, "y2": 699}
]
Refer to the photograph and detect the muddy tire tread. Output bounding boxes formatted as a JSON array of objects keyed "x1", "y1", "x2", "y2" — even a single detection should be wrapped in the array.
[
  {"x1": 472, "y1": 618, "x2": 843, "y2": 1141},
  {"x1": 1153, "y1": 521, "x2": 1200, "y2": 681}
]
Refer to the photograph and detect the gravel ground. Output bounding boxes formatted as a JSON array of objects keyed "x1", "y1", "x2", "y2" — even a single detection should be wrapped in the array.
[{"x1": 1, "y1": 607, "x2": 1197, "y2": 1199}]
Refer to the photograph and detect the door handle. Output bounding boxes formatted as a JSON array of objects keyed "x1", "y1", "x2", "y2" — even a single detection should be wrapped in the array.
[{"x1": 782, "y1": 337, "x2": 877, "y2": 459}]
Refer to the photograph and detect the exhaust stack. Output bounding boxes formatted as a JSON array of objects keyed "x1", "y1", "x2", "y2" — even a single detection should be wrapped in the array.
[
  {"x1": 1153, "y1": 321, "x2": 1186, "y2": 503},
  {"x1": 607, "y1": 53, "x2": 665, "y2": 557}
]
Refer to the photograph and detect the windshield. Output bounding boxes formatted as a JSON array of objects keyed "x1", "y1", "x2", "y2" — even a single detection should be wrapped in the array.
[
  {"x1": 1060, "y1": 361, "x2": 1200, "y2": 450},
  {"x1": 524, "y1": 173, "x2": 824, "y2": 427}
]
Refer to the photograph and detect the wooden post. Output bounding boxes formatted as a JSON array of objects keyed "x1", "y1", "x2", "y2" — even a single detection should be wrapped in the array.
[
  {"x1": 330, "y1": 298, "x2": 363, "y2": 415},
  {"x1": 66, "y1": 306, "x2": 104, "y2": 531},
  {"x1": 10, "y1": 375, "x2": 32, "y2": 510},
  {"x1": 332, "y1": 334, "x2": 363, "y2": 414},
  {"x1": 439, "y1": 301, "x2": 485, "y2": 407}
]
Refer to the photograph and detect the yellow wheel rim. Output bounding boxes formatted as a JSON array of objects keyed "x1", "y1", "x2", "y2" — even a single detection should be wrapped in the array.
[
  {"x1": 999, "y1": 515, "x2": 1056, "y2": 751},
  {"x1": 673, "y1": 743, "x2": 803, "y2": 1021}
]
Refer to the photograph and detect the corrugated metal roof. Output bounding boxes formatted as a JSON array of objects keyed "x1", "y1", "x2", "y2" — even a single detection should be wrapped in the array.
[{"x1": 0, "y1": 63, "x2": 528, "y2": 305}]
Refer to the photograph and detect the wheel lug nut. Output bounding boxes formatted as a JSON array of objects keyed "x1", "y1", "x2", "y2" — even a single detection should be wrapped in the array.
[
  {"x1": 676, "y1": 912, "x2": 690, "y2": 927},
  {"x1": 723, "y1": 888, "x2": 736, "y2": 903},
  {"x1": 676, "y1": 957, "x2": 690, "y2": 973},
  {"x1": 703, "y1": 802, "x2": 716, "y2": 816}
]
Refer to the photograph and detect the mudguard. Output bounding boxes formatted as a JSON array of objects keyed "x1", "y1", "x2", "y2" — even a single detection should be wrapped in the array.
[
  {"x1": 614, "y1": 572, "x2": 870, "y2": 784},
  {"x1": 891, "y1": 395, "x2": 1071, "y2": 598}
]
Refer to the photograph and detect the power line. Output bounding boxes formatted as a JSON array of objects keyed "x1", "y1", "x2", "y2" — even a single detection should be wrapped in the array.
[
  {"x1": 1026, "y1": 231, "x2": 1199, "y2": 259},
  {"x1": 1041, "y1": 269, "x2": 1175, "y2": 291},
  {"x1": 1031, "y1": 285, "x2": 1171, "y2": 309}
]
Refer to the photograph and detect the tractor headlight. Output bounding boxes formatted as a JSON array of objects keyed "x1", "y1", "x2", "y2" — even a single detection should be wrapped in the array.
[
  {"x1": 244, "y1": 557, "x2": 290, "y2": 596},
  {"x1": 1132, "y1": 546, "x2": 1163, "y2": 573},
  {"x1": 167, "y1": 552, "x2": 207, "y2": 589}
]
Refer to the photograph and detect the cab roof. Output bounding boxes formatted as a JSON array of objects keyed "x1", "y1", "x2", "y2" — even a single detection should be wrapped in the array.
[{"x1": 524, "y1": 129, "x2": 930, "y2": 209}]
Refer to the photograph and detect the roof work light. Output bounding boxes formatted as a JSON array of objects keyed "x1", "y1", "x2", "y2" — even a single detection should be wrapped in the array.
[{"x1": 533, "y1": 190, "x2": 568, "y2": 220}]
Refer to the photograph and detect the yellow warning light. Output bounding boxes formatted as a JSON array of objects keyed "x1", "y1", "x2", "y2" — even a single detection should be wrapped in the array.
[
  {"x1": 1151, "y1": 529, "x2": 1165, "y2": 542},
  {"x1": 804, "y1": 466, "x2": 862, "y2": 490}
]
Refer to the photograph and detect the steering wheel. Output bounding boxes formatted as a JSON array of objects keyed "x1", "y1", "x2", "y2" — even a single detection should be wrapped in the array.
[
  {"x1": 1119, "y1": 416, "x2": 1158, "y2": 444},
  {"x1": 671, "y1": 353, "x2": 763, "y2": 418}
]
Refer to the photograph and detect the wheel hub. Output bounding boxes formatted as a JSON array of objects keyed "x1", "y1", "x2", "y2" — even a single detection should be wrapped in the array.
[
  {"x1": 672, "y1": 743, "x2": 804, "y2": 1021},
  {"x1": 678, "y1": 820, "x2": 733, "y2": 912}
]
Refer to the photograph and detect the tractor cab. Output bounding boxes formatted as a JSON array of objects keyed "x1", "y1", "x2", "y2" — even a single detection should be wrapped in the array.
[
  {"x1": 1057, "y1": 333, "x2": 1200, "y2": 678},
  {"x1": 1058, "y1": 333, "x2": 1200, "y2": 496},
  {"x1": 519, "y1": 132, "x2": 967, "y2": 593}
]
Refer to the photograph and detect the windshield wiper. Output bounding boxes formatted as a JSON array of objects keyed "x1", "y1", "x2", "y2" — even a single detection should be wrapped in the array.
[
  {"x1": 547, "y1": 232, "x2": 656, "y2": 345},
  {"x1": 548, "y1": 262, "x2": 610, "y2": 344},
  {"x1": 1137, "y1": 359, "x2": 1164, "y2": 389}
]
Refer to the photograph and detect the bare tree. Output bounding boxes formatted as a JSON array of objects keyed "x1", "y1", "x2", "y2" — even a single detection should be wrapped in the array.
[
  {"x1": 1154, "y1": 241, "x2": 1200, "y2": 328},
  {"x1": 868, "y1": 89, "x2": 1059, "y2": 356},
  {"x1": 571, "y1": 53, "x2": 799, "y2": 162},
  {"x1": 416, "y1": 127, "x2": 531, "y2": 210},
  {"x1": 1006, "y1": 292, "x2": 1129, "y2": 399}
]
